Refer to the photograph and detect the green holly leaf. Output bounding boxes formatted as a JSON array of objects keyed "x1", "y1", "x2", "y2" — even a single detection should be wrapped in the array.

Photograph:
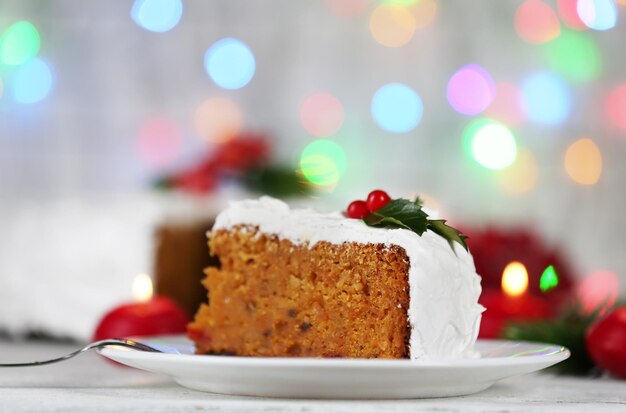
[
  {"x1": 364, "y1": 199, "x2": 429, "y2": 234},
  {"x1": 427, "y1": 219, "x2": 469, "y2": 252},
  {"x1": 362, "y1": 197, "x2": 468, "y2": 252}
]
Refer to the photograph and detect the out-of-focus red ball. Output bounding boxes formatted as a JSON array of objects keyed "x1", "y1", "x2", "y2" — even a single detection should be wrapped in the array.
[{"x1": 586, "y1": 307, "x2": 626, "y2": 379}]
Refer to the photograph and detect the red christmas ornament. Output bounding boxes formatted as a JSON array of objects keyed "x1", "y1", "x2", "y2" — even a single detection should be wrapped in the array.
[{"x1": 586, "y1": 306, "x2": 626, "y2": 379}]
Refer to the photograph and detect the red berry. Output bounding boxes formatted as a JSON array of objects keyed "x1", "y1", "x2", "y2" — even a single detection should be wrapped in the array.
[
  {"x1": 366, "y1": 190, "x2": 391, "y2": 212},
  {"x1": 586, "y1": 307, "x2": 626, "y2": 378},
  {"x1": 346, "y1": 200, "x2": 369, "y2": 219}
]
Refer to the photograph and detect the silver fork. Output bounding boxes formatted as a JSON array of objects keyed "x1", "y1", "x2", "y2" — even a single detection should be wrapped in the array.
[{"x1": 0, "y1": 338, "x2": 162, "y2": 367}]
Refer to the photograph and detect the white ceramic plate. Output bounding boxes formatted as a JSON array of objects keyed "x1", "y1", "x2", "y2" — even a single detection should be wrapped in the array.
[{"x1": 99, "y1": 336, "x2": 569, "y2": 399}]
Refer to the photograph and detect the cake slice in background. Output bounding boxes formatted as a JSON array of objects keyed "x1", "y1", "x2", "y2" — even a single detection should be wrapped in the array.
[
  {"x1": 154, "y1": 219, "x2": 219, "y2": 317},
  {"x1": 188, "y1": 196, "x2": 484, "y2": 359}
]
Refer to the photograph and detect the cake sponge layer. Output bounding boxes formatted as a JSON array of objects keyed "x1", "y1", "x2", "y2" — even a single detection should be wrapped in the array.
[{"x1": 188, "y1": 226, "x2": 411, "y2": 358}]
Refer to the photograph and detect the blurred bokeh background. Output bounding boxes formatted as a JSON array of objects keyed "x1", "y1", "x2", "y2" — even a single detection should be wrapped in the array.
[{"x1": 1, "y1": 0, "x2": 624, "y2": 340}]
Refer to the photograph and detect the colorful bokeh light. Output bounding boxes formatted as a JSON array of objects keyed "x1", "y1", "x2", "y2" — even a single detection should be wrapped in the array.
[
  {"x1": 496, "y1": 148, "x2": 538, "y2": 194},
  {"x1": 384, "y1": 0, "x2": 420, "y2": 5},
  {"x1": 371, "y1": 83, "x2": 423, "y2": 133},
  {"x1": 299, "y1": 139, "x2": 347, "y2": 188},
  {"x1": 411, "y1": 0, "x2": 438, "y2": 29},
  {"x1": 465, "y1": 119, "x2": 517, "y2": 170},
  {"x1": 193, "y1": 97, "x2": 243, "y2": 143},
  {"x1": 543, "y1": 30, "x2": 600, "y2": 83},
  {"x1": 136, "y1": 117, "x2": 182, "y2": 167},
  {"x1": 131, "y1": 0, "x2": 183, "y2": 33},
  {"x1": 12, "y1": 57, "x2": 53, "y2": 104},
  {"x1": 133, "y1": 274, "x2": 154, "y2": 303},
  {"x1": 0, "y1": 21, "x2": 40, "y2": 66},
  {"x1": 300, "y1": 92, "x2": 345, "y2": 138},
  {"x1": 577, "y1": 271, "x2": 619, "y2": 313},
  {"x1": 514, "y1": 0, "x2": 561, "y2": 45},
  {"x1": 502, "y1": 261, "x2": 529, "y2": 297},
  {"x1": 0, "y1": 76, "x2": 3, "y2": 99},
  {"x1": 605, "y1": 85, "x2": 626, "y2": 130},
  {"x1": 540, "y1": 265, "x2": 559, "y2": 292},
  {"x1": 369, "y1": 4, "x2": 417, "y2": 47},
  {"x1": 557, "y1": 0, "x2": 589, "y2": 30},
  {"x1": 447, "y1": 64, "x2": 495, "y2": 116},
  {"x1": 324, "y1": 0, "x2": 369, "y2": 17},
  {"x1": 577, "y1": 0, "x2": 618, "y2": 31},
  {"x1": 204, "y1": 38, "x2": 256, "y2": 90},
  {"x1": 564, "y1": 138, "x2": 602, "y2": 185},
  {"x1": 521, "y1": 72, "x2": 571, "y2": 125},
  {"x1": 485, "y1": 82, "x2": 526, "y2": 127}
]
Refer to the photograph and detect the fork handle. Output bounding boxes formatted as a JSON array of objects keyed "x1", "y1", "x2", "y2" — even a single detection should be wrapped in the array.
[{"x1": 0, "y1": 338, "x2": 161, "y2": 367}]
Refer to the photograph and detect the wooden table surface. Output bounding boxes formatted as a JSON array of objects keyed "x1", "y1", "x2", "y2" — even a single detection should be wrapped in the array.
[{"x1": 1, "y1": 339, "x2": 625, "y2": 413}]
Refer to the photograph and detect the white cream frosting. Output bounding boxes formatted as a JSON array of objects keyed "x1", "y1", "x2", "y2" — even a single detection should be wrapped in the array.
[{"x1": 213, "y1": 196, "x2": 484, "y2": 360}]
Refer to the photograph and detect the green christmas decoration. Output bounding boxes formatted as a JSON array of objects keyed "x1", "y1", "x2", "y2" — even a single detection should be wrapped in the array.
[{"x1": 540, "y1": 265, "x2": 559, "y2": 292}]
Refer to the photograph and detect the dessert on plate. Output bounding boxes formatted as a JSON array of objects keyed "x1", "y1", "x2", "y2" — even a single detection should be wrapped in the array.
[{"x1": 188, "y1": 190, "x2": 484, "y2": 359}]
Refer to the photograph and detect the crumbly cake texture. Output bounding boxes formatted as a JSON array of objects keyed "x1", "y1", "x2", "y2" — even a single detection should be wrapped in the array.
[
  {"x1": 188, "y1": 227, "x2": 410, "y2": 358},
  {"x1": 188, "y1": 197, "x2": 483, "y2": 360}
]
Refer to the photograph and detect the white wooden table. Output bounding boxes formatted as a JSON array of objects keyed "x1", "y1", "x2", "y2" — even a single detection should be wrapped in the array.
[{"x1": 1, "y1": 339, "x2": 625, "y2": 412}]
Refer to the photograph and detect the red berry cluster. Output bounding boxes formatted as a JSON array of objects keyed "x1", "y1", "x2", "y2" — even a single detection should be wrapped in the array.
[{"x1": 346, "y1": 190, "x2": 391, "y2": 219}]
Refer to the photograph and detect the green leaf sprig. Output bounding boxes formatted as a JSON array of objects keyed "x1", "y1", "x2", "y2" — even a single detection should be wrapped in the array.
[{"x1": 363, "y1": 197, "x2": 468, "y2": 252}]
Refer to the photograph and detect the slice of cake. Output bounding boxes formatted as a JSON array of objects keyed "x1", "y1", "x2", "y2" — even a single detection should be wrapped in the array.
[{"x1": 188, "y1": 195, "x2": 483, "y2": 359}]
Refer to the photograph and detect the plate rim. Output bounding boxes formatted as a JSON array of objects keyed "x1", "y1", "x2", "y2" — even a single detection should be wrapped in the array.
[{"x1": 99, "y1": 336, "x2": 570, "y2": 368}]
